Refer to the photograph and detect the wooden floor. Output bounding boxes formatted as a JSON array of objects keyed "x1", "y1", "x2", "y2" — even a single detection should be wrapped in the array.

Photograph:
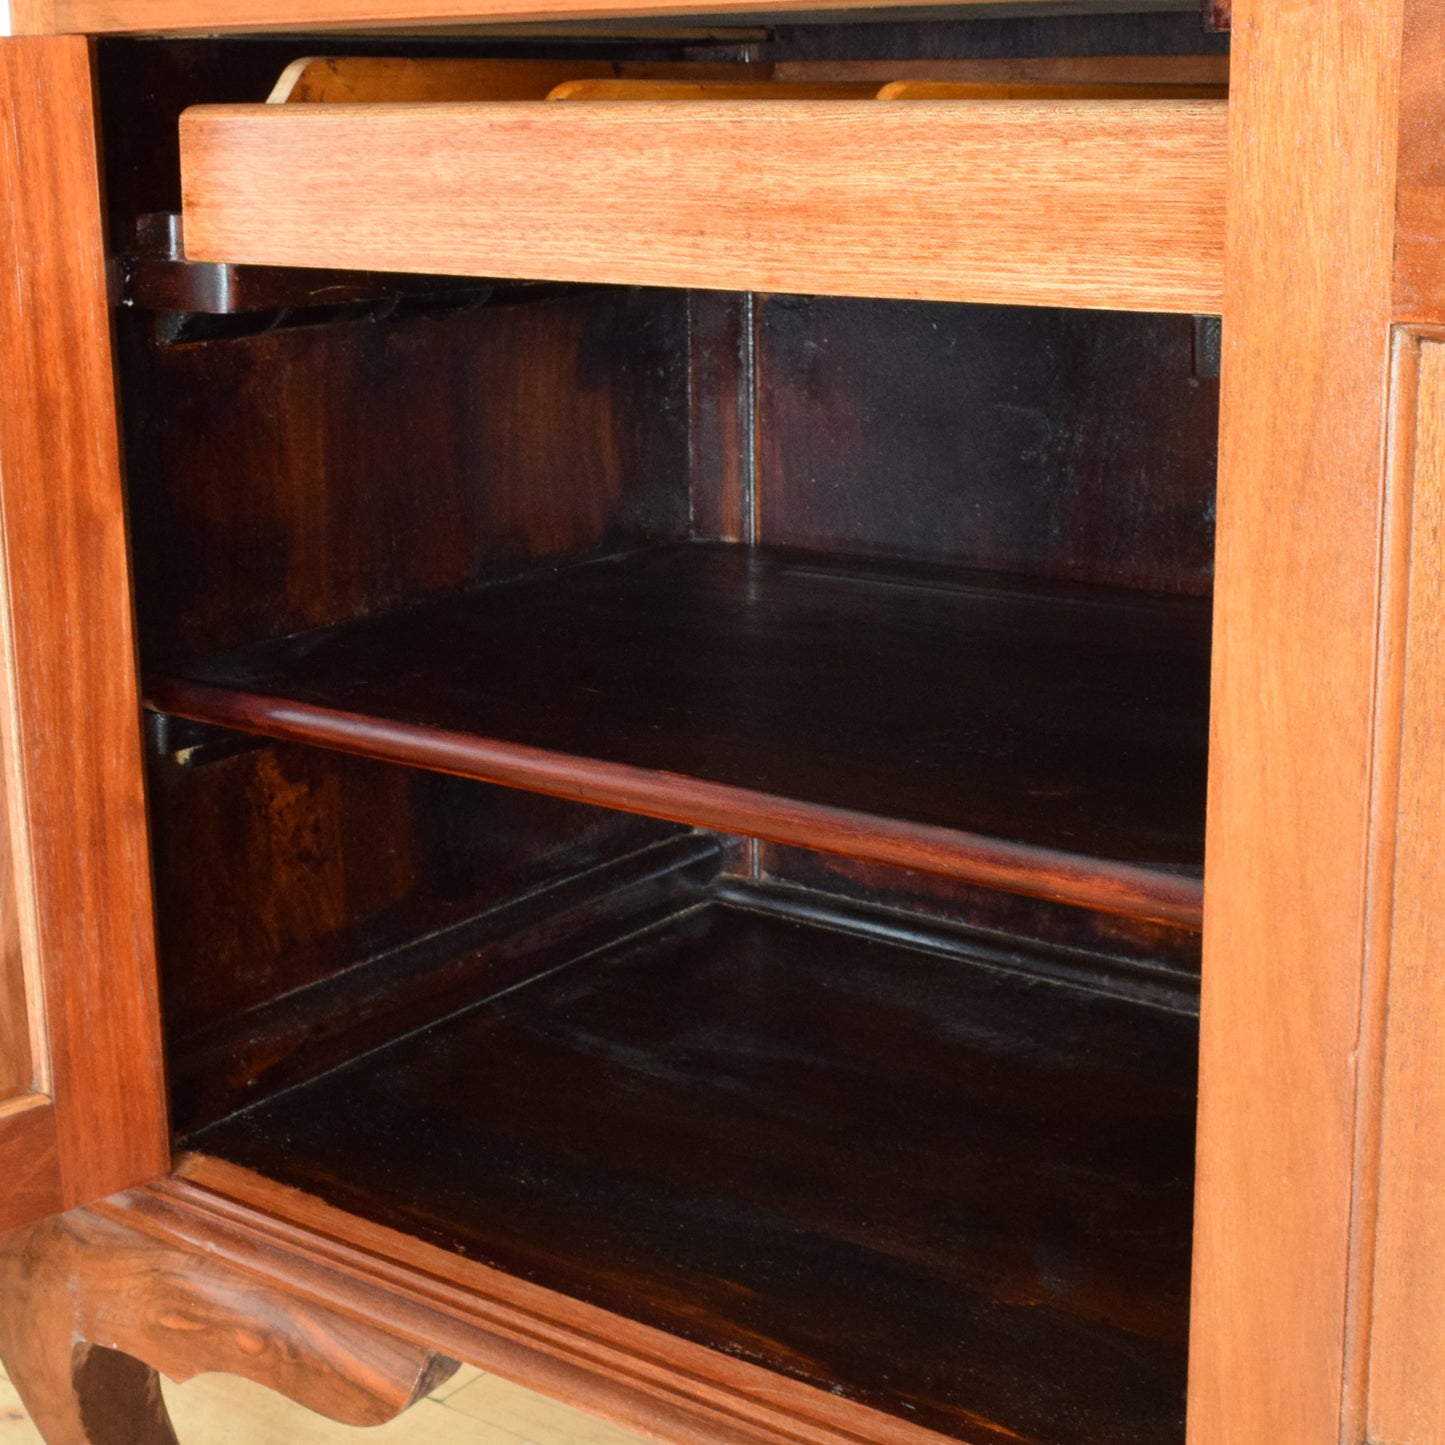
[{"x1": 0, "y1": 1358, "x2": 654, "y2": 1444}]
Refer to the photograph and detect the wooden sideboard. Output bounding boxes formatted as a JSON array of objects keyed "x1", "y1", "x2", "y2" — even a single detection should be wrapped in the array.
[{"x1": 0, "y1": 3, "x2": 1439, "y2": 1443}]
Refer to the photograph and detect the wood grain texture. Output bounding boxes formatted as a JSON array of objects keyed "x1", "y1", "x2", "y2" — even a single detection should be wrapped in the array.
[
  {"x1": 687, "y1": 292, "x2": 750, "y2": 543},
  {"x1": 0, "y1": 1204, "x2": 458, "y2": 1443},
  {"x1": 269, "y1": 57, "x2": 757, "y2": 102},
  {"x1": 0, "y1": 1100, "x2": 61, "y2": 1237},
  {"x1": 1188, "y1": 3, "x2": 1406, "y2": 1444},
  {"x1": 115, "y1": 1161, "x2": 959, "y2": 1445},
  {"x1": 118, "y1": 287, "x2": 691, "y2": 669},
  {"x1": 770, "y1": 56, "x2": 1231, "y2": 85},
  {"x1": 147, "y1": 543, "x2": 1211, "y2": 926},
  {"x1": 0, "y1": 692, "x2": 36, "y2": 1099},
  {"x1": 182, "y1": 892, "x2": 1195, "y2": 1445},
  {"x1": 1366, "y1": 334, "x2": 1445, "y2": 1445},
  {"x1": 544, "y1": 78, "x2": 882, "y2": 98},
  {"x1": 1393, "y1": 1, "x2": 1445, "y2": 323},
  {"x1": 178, "y1": 98, "x2": 1227, "y2": 313},
  {"x1": 0, "y1": 37, "x2": 170, "y2": 1216},
  {"x1": 753, "y1": 299, "x2": 1219, "y2": 594},
  {"x1": 12, "y1": 0, "x2": 1202, "y2": 37}
]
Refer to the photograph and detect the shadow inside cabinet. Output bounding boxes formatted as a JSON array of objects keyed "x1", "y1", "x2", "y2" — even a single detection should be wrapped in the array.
[{"x1": 101, "y1": 18, "x2": 1221, "y2": 1445}]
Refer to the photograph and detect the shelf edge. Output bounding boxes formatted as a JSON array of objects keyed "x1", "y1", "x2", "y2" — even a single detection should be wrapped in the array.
[{"x1": 146, "y1": 678, "x2": 1205, "y2": 929}]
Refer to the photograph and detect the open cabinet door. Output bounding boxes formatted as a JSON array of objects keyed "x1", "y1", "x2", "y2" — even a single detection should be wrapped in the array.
[{"x1": 0, "y1": 34, "x2": 170, "y2": 1231}]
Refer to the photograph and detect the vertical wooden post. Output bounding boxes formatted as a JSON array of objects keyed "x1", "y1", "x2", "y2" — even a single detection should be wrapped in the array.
[
  {"x1": 0, "y1": 35, "x2": 170, "y2": 1212},
  {"x1": 1190, "y1": 1, "x2": 1406, "y2": 1442}
]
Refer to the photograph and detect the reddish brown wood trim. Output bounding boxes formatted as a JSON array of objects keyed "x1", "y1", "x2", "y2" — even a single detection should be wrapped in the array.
[
  {"x1": 114, "y1": 1158, "x2": 968, "y2": 1445},
  {"x1": 177, "y1": 98, "x2": 1227, "y2": 315},
  {"x1": 0, "y1": 1101, "x2": 60, "y2": 1235},
  {"x1": 147, "y1": 678, "x2": 1204, "y2": 928},
  {"x1": 1188, "y1": 2, "x2": 1407, "y2": 1442},
  {"x1": 0, "y1": 1202, "x2": 457, "y2": 1442},
  {"x1": 1393, "y1": 2, "x2": 1445, "y2": 322},
  {"x1": 0, "y1": 37, "x2": 169, "y2": 1211}
]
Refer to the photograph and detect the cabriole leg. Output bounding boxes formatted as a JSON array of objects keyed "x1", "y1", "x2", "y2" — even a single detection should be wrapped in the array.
[{"x1": 0, "y1": 1207, "x2": 457, "y2": 1444}]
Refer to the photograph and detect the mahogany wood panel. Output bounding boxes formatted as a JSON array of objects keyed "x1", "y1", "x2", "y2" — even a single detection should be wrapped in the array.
[
  {"x1": 118, "y1": 288, "x2": 690, "y2": 668},
  {"x1": 754, "y1": 300, "x2": 1218, "y2": 594},
  {"x1": 177, "y1": 98, "x2": 1227, "y2": 313},
  {"x1": 121, "y1": 1162, "x2": 959, "y2": 1445},
  {"x1": 12, "y1": 0, "x2": 1197, "y2": 37},
  {"x1": 761, "y1": 13, "x2": 1229, "y2": 67},
  {"x1": 270, "y1": 55, "x2": 1231, "y2": 106},
  {"x1": 149, "y1": 743, "x2": 681, "y2": 1040},
  {"x1": 0, "y1": 1204, "x2": 457, "y2": 1443},
  {"x1": 0, "y1": 36, "x2": 170, "y2": 1216},
  {"x1": 148, "y1": 543, "x2": 1211, "y2": 925},
  {"x1": 1393, "y1": 1, "x2": 1445, "y2": 322},
  {"x1": 1187, "y1": 3, "x2": 1406, "y2": 1444},
  {"x1": 164, "y1": 820, "x2": 712, "y2": 1133},
  {"x1": 185, "y1": 894, "x2": 1197, "y2": 1445},
  {"x1": 0, "y1": 1101, "x2": 61, "y2": 1237},
  {"x1": 1367, "y1": 334, "x2": 1445, "y2": 1445},
  {"x1": 687, "y1": 292, "x2": 750, "y2": 542},
  {"x1": 0, "y1": 720, "x2": 35, "y2": 1099}
]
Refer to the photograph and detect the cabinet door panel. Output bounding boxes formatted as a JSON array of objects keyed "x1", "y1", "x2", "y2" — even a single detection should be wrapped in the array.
[{"x1": 0, "y1": 34, "x2": 170, "y2": 1230}]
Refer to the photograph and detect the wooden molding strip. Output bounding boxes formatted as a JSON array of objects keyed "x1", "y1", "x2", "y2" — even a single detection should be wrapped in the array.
[
  {"x1": 112, "y1": 1160, "x2": 976, "y2": 1445},
  {"x1": 0, "y1": 35, "x2": 170, "y2": 1214},
  {"x1": 147, "y1": 677, "x2": 1205, "y2": 928},
  {"x1": 265, "y1": 56, "x2": 1230, "y2": 105},
  {"x1": 179, "y1": 98, "x2": 1227, "y2": 314}
]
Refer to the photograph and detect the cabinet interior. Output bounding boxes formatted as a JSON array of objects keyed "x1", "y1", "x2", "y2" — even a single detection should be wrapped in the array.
[{"x1": 101, "y1": 12, "x2": 1223, "y2": 1445}]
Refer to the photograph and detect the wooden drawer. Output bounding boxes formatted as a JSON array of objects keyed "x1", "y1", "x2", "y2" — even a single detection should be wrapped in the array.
[{"x1": 178, "y1": 97, "x2": 1228, "y2": 312}]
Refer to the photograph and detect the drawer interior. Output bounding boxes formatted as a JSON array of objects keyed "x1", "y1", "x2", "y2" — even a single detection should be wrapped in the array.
[{"x1": 102, "y1": 12, "x2": 1223, "y2": 1445}]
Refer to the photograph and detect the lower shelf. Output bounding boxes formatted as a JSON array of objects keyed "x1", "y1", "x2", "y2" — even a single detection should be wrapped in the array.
[{"x1": 185, "y1": 884, "x2": 1197, "y2": 1445}]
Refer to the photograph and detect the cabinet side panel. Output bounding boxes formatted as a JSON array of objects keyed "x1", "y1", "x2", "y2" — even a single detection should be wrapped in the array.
[
  {"x1": 1189, "y1": 1, "x2": 1404, "y2": 1442},
  {"x1": 0, "y1": 35, "x2": 169, "y2": 1205},
  {"x1": 755, "y1": 299, "x2": 1218, "y2": 594},
  {"x1": 1367, "y1": 337, "x2": 1445, "y2": 1445}
]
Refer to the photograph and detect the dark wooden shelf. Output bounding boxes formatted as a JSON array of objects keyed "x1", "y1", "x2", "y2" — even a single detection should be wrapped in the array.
[
  {"x1": 186, "y1": 887, "x2": 1196, "y2": 1445},
  {"x1": 148, "y1": 542, "x2": 1210, "y2": 925}
]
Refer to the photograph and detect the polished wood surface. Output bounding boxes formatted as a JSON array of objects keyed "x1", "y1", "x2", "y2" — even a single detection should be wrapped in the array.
[
  {"x1": 0, "y1": 1205, "x2": 457, "y2": 1443},
  {"x1": 0, "y1": 36, "x2": 169, "y2": 1228},
  {"x1": 120, "y1": 287, "x2": 691, "y2": 668},
  {"x1": 126, "y1": 1160, "x2": 957, "y2": 1445},
  {"x1": 0, "y1": 714, "x2": 35, "y2": 1100},
  {"x1": 1367, "y1": 333, "x2": 1445, "y2": 1445},
  {"x1": 268, "y1": 54, "x2": 1230, "y2": 106},
  {"x1": 1393, "y1": 1, "x2": 1445, "y2": 323},
  {"x1": 185, "y1": 891, "x2": 1196, "y2": 1445},
  {"x1": 1188, "y1": 3, "x2": 1407, "y2": 1444},
  {"x1": 163, "y1": 812, "x2": 711, "y2": 1132},
  {"x1": 178, "y1": 98, "x2": 1227, "y2": 313},
  {"x1": 769, "y1": 55, "x2": 1231, "y2": 86},
  {"x1": 148, "y1": 543, "x2": 1211, "y2": 925},
  {"x1": 269, "y1": 56, "x2": 753, "y2": 102}
]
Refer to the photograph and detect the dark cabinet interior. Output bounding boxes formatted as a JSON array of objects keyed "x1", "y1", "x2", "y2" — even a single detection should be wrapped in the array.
[{"x1": 99, "y1": 13, "x2": 1223, "y2": 1445}]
